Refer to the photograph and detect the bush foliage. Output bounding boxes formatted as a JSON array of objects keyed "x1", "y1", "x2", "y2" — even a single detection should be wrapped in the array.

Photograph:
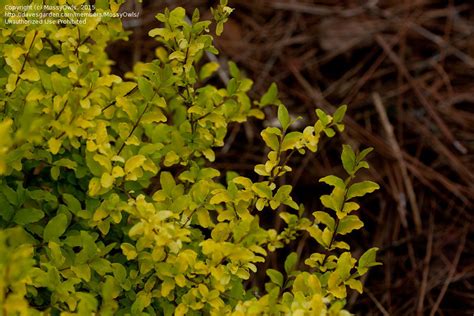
[{"x1": 0, "y1": 1, "x2": 380, "y2": 315}]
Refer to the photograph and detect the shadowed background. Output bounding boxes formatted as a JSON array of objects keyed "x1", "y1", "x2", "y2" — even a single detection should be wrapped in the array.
[{"x1": 108, "y1": 1, "x2": 474, "y2": 315}]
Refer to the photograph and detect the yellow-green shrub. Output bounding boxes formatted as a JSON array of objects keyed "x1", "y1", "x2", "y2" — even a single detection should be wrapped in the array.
[{"x1": 0, "y1": 1, "x2": 380, "y2": 315}]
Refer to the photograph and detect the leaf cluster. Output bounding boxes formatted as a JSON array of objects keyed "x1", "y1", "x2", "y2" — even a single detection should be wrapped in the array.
[{"x1": 0, "y1": 1, "x2": 380, "y2": 315}]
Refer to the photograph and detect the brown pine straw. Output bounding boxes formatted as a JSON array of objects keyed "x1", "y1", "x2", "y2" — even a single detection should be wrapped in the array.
[
  {"x1": 373, "y1": 92, "x2": 421, "y2": 233},
  {"x1": 110, "y1": 0, "x2": 474, "y2": 314}
]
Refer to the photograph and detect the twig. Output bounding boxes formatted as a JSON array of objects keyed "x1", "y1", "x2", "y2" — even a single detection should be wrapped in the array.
[
  {"x1": 417, "y1": 214, "x2": 434, "y2": 315},
  {"x1": 375, "y1": 34, "x2": 467, "y2": 154},
  {"x1": 429, "y1": 226, "x2": 468, "y2": 316},
  {"x1": 365, "y1": 288, "x2": 390, "y2": 316},
  {"x1": 372, "y1": 92, "x2": 422, "y2": 233},
  {"x1": 270, "y1": 1, "x2": 334, "y2": 15}
]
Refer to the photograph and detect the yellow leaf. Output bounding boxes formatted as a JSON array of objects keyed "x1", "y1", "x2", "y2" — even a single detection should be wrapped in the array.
[
  {"x1": 175, "y1": 274, "x2": 186, "y2": 287},
  {"x1": 80, "y1": 98, "x2": 90, "y2": 109},
  {"x1": 24, "y1": 30, "x2": 37, "y2": 49},
  {"x1": 198, "y1": 284, "x2": 209, "y2": 297},
  {"x1": 88, "y1": 177, "x2": 102, "y2": 196},
  {"x1": 124, "y1": 155, "x2": 146, "y2": 173},
  {"x1": 125, "y1": 135, "x2": 140, "y2": 146},
  {"x1": 141, "y1": 160, "x2": 157, "y2": 174},
  {"x1": 175, "y1": 304, "x2": 188, "y2": 316},
  {"x1": 6, "y1": 57, "x2": 22, "y2": 73},
  {"x1": 141, "y1": 110, "x2": 167, "y2": 124},
  {"x1": 9, "y1": 46, "x2": 26, "y2": 59},
  {"x1": 71, "y1": 264, "x2": 91, "y2": 282},
  {"x1": 121, "y1": 243, "x2": 137, "y2": 260},
  {"x1": 163, "y1": 151, "x2": 179, "y2": 167},
  {"x1": 93, "y1": 154, "x2": 112, "y2": 171},
  {"x1": 6, "y1": 74, "x2": 17, "y2": 92},
  {"x1": 0, "y1": 162, "x2": 6, "y2": 175},
  {"x1": 202, "y1": 148, "x2": 215, "y2": 162},
  {"x1": 199, "y1": 62, "x2": 220, "y2": 81},
  {"x1": 26, "y1": 88, "x2": 44, "y2": 102},
  {"x1": 48, "y1": 138, "x2": 62, "y2": 154},
  {"x1": 345, "y1": 279, "x2": 363, "y2": 294},
  {"x1": 20, "y1": 67, "x2": 40, "y2": 81},
  {"x1": 322, "y1": 228, "x2": 332, "y2": 248},
  {"x1": 155, "y1": 47, "x2": 168, "y2": 62},
  {"x1": 100, "y1": 173, "x2": 114, "y2": 188},
  {"x1": 161, "y1": 278, "x2": 175, "y2": 297},
  {"x1": 93, "y1": 208, "x2": 108, "y2": 221},
  {"x1": 46, "y1": 55, "x2": 67, "y2": 68},
  {"x1": 96, "y1": 74, "x2": 122, "y2": 87},
  {"x1": 112, "y1": 166, "x2": 124, "y2": 178},
  {"x1": 86, "y1": 140, "x2": 97, "y2": 152}
]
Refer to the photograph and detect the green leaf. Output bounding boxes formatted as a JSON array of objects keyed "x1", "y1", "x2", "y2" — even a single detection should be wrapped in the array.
[
  {"x1": 1, "y1": 185, "x2": 18, "y2": 205},
  {"x1": 323, "y1": 127, "x2": 335, "y2": 137},
  {"x1": 281, "y1": 132, "x2": 301, "y2": 151},
  {"x1": 142, "y1": 110, "x2": 167, "y2": 123},
  {"x1": 266, "y1": 269, "x2": 284, "y2": 287},
  {"x1": 0, "y1": 195, "x2": 14, "y2": 221},
  {"x1": 77, "y1": 292, "x2": 98, "y2": 314},
  {"x1": 164, "y1": 151, "x2": 180, "y2": 166},
  {"x1": 121, "y1": 243, "x2": 137, "y2": 260},
  {"x1": 168, "y1": 7, "x2": 186, "y2": 27},
  {"x1": 72, "y1": 264, "x2": 92, "y2": 281},
  {"x1": 169, "y1": 51, "x2": 185, "y2": 61},
  {"x1": 342, "y1": 202, "x2": 359, "y2": 213},
  {"x1": 357, "y1": 247, "x2": 381, "y2": 275},
  {"x1": 137, "y1": 77, "x2": 154, "y2": 101},
  {"x1": 273, "y1": 185, "x2": 292, "y2": 202},
  {"x1": 345, "y1": 278, "x2": 363, "y2": 294},
  {"x1": 216, "y1": 21, "x2": 225, "y2": 36},
  {"x1": 252, "y1": 183, "x2": 272, "y2": 199},
  {"x1": 277, "y1": 104, "x2": 290, "y2": 130},
  {"x1": 255, "y1": 198, "x2": 266, "y2": 211},
  {"x1": 316, "y1": 109, "x2": 330, "y2": 126},
  {"x1": 199, "y1": 62, "x2": 220, "y2": 80},
  {"x1": 336, "y1": 252, "x2": 355, "y2": 280},
  {"x1": 13, "y1": 208, "x2": 45, "y2": 225},
  {"x1": 131, "y1": 291, "x2": 152, "y2": 314},
  {"x1": 333, "y1": 105, "x2": 347, "y2": 123},
  {"x1": 50, "y1": 72, "x2": 72, "y2": 95},
  {"x1": 337, "y1": 215, "x2": 363, "y2": 235},
  {"x1": 88, "y1": 177, "x2": 102, "y2": 196},
  {"x1": 341, "y1": 144, "x2": 356, "y2": 175},
  {"x1": 63, "y1": 194, "x2": 82, "y2": 214},
  {"x1": 228, "y1": 61, "x2": 240, "y2": 79},
  {"x1": 313, "y1": 211, "x2": 335, "y2": 231},
  {"x1": 260, "y1": 83, "x2": 278, "y2": 107},
  {"x1": 320, "y1": 195, "x2": 337, "y2": 212},
  {"x1": 319, "y1": 175, "x2": 345, "y2": 189},
  {"x1": 321, "y1": 228, "x2": 332, "y2": 248},
  {"x1": 261, "y1": 129, "x2": 280, "y2": 151},
  {"x1": 113, "y1": 82, "x2": 137, "y2": 97},
  {"x1": 358, "y1": 147, "x2": 373, "y2": 161},
  {"x1": 53, "y1": 158, "x2": 77, "y2": 170},
  {"x1": 46, "y1": 55, "x2": 67, "y2": 68},
  {"x1": 346, "y1": 181, "x2": 380, "y2": 200},
  {"x1": 284, "y1": 252, "x2": 298, "y2": 274},
  {"x1": 282, "y1": 197, "x2": 299, "y2": 210},
  {"x1": 43, "y1": 213, "x2": 68, "y2": 241}
]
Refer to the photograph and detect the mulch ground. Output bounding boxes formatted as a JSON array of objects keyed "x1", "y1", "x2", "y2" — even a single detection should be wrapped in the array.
[{"x1": 109, "y1": 1, "x2": 474, "y2": 315}]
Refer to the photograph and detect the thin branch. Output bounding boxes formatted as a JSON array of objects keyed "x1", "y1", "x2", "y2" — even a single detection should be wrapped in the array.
[{"x1": 372, "y1": 92, "x2": 421, "y2": 233}]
